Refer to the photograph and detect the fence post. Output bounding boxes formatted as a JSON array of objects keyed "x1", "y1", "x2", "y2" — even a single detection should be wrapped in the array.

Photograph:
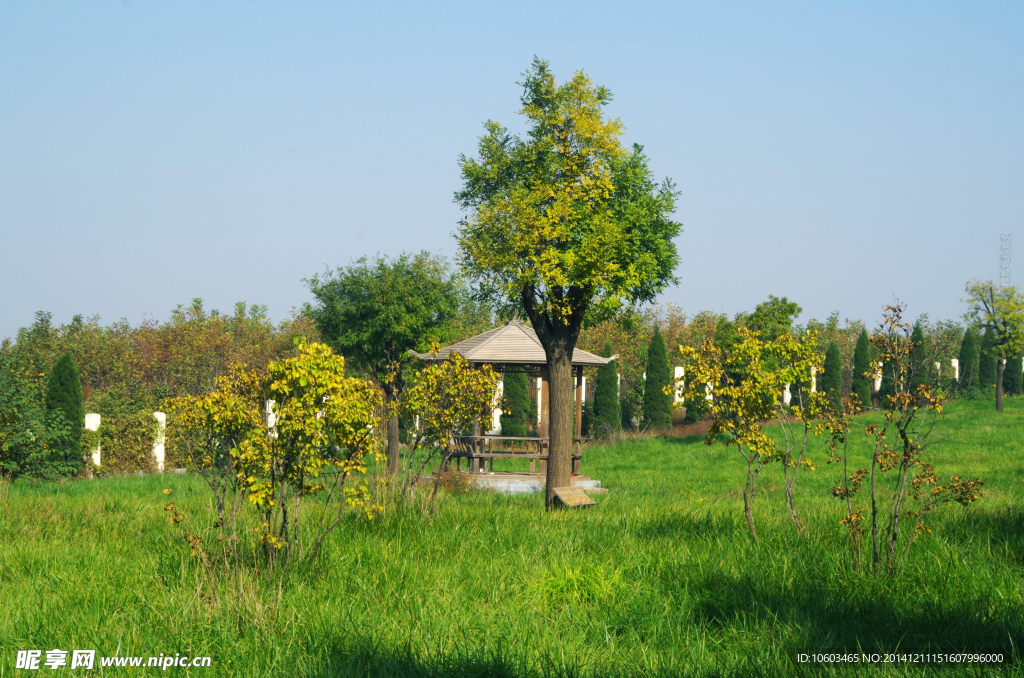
[
  {"x1": 85, "y1": 413, "x2": 101, "y2": 467},
  {"x1": 153, "y1": 412, "x2": 166, "y2": 473}
]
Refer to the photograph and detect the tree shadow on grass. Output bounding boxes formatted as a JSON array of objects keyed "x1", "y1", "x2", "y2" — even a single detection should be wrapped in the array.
[
  {"x1": 691, "y1": 570, "x2": 1023, "y2": 660},
  {"x1": 939, "y1": 505, "x2": 1024, "y2": 567}
]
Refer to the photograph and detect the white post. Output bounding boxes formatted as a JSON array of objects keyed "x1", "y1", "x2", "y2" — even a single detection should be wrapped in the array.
[
  {"x1": 782, "y1": 384, "x2": 791, "y2": 406},
  {"x1": 265, "y1": 400, "x2": 278, "y2": 437},
  {"x1": 152, "y1": 412, "x2": 166, "y2": 473},
  {"x1": 934, "y1": 361, "x2": 941, "y2": 376},
  {"x1": 536, "y1": 377, "x2": 543, "y2": 425},
  {"x1": 85, "y1": 413, "x2": 101, "y2": 467},
  {"x1": 951, "y1": 358, "x2": 959, "y2": 381},
  {"x1": 673, "y1": 366, "x2": 684, "y2": 404},
  {"x1": 705, "y1": 381, "x2": 713, "y2": 401},
  {"x1": 810, "y1": 366, "x2": 817, "y2": 393},
  {"x1": 616, "y1": 372, "x2": 620, "y2": 397},
  {"x1": 873, "y1": 362, "x2": 883, "y2": 393},
  {"x1": 489, "y1": 379, "x2": 503, "y2": 434}
]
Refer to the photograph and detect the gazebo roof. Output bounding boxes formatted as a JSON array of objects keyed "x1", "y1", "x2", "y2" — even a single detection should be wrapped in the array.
[{"x1": 409, "y1": 319, "x2": 615, "y2": 367}]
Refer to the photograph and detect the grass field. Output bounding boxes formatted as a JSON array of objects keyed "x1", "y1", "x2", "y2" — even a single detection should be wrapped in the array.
[{"x1": 2, "y1": 398, "x2": 1023, "y2": 676}]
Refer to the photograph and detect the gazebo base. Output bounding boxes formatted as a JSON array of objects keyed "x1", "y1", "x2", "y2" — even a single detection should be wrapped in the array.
[{"x1": 468, "y1": 472, "x2": 602, "y2": 495}]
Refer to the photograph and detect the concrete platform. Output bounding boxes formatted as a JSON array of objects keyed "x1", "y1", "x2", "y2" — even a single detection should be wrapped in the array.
[{"x1": 468, "y1": 472, "x2": 602, "y2": 495}]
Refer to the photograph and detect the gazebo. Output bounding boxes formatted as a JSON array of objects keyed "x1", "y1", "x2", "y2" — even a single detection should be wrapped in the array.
[{"x1": 409, "y1": 318, "x2": 615, "y2": 476}]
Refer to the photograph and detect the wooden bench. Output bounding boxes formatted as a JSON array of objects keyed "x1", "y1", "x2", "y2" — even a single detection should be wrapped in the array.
[{"x1": 451, "y1": 435, "x2": 587, "y2": 475}]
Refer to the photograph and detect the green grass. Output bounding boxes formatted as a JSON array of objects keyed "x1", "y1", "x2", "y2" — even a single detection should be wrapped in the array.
[{"x1": 2, "y1": 398, "x2": 1023, "y2": 677}]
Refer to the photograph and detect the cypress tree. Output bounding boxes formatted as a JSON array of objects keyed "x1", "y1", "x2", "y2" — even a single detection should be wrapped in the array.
[
  {"x1": 1004, "y1": 349, "x2": 1024, "y2": 397},
  {"x1": 909, "y1": 322, "x2": 927, "y2": 394},
  {"x1": 642, "y1": 328, "x2": 673, "y2": 430},
  {"x1": 499, "y1": 371, "x2": 529, "y2": 437},
  {"x1": 878, "y1": 356, "x2": 897, "y2": 409},
  {"x1": 45, "y1": 353, "x2": 84, "y2": 467},
  {"x1": 979, "y1": 327, "x2": 997, "y2": 392},
  {"x1": 820, "y1": 341, "x2": 842, "y2": 412},
  {"x1": 851, "y1": 329, "x2": 872, "y2": 410},
  {"x1": 593, "y1": 341, "x2": 621, "y2": 436},
  {"x1": 958, "y1": 328, "x2": 979, "y2": 390}
]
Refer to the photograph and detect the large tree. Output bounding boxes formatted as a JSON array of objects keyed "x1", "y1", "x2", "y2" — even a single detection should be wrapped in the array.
[
  {"x1": 851, "y1": 329, "x2": 873, "y2": 409},
  {"x1": 306, "y1": 252, "x2": 472, "y2": 473},
  {"x1": 592, "y1": 341, "x2": 620, "y2": 436},
  {"x1": 642, "y1": 327, "x2": 673, "y2": 430},
  {"x1": 456, "y1": 59, "x2": 680, "y2": 508},
  {"x1": 964, "y1": 280, "x2": 1024, "y2": 412},
  {"x1": 45, "y1": 353, "x2": 83, "y2": 471}
]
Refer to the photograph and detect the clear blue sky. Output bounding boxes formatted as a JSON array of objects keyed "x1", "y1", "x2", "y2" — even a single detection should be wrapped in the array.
[{"x1": 2, "y1": 1, "x2": 1021, "y2": 340}]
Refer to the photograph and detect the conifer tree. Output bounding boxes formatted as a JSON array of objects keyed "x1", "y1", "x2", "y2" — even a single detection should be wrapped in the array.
[
  {"x1": 593, "y1": 341, "x2": 621, "y2": 436},
  {"x1": 642, "y1": 327, "x2": 673, "y2": 430},
  {"x1": 1003, "y1": 349, "x2": 1024, "y2": 397},
  {"x1": 958, "y1": 328, "x2": 979, "y2": 391},
  {"x1": 45, "y1": 353, "x2": 84, "y2": 467},
  {"x1": 851, "y1": 329, "x2": 872, "y2": 409},
  {"x1": 909, "y1": 322, "x2": 928, "y2": 393},
  {"x1": 820, "y1": 341, "x2": 842, "y2": 412},
  {"x1": 979, "y1": 327, "x2": 997, "y2": 392},
  {"x1": 499, "y1": 371, "x2": 530, "y2": 437}
]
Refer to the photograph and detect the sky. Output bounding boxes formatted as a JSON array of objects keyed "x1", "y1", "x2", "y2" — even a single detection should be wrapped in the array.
[{"x1": 1, "y1": 1, "x2": 1022, "y2": 340}]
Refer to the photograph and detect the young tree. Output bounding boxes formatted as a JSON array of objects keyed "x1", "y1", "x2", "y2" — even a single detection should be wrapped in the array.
[
  {"x1": 592, "y1": 341, "x2": 620, "y2": 436},
  {"x1": 680, "y1": 329, "x2": 824, "y2": 539},
  {"x1": 499, "y1": 371, "x2": 530, "y2": 437},
  {"x1": 306, "y1": 252, "x2": 470, "y2": 474},
  {"x1": 456, "y1": 59, "x2": 680, "y2": 508},
  {"x1": 44, "y1": 353, "x2": 83, "y2": 472},
  {"x1": 403, "y1": 350, "x2": 499, "y2": 515},
  {"x1": 819, "y1": 341, "x2": 842, "y2": 413},
  {"x1": 167, "y1": 341, "x2": 383, "y2": 568},
  {"x1": 642, "y1": 327, "x2": 673, "y2": 430},
  {"x1": 964, "y1": 279, "x2": 1024, "y2": 412},
  {"x1": 851, "y1": 329, "x2": 873, "y2": 410},
  {"x1": 957, "y1": 327, "x2": 979, "y2": 391},
  {"x1": 833, "y1": 305, "x2": 982, "y2": 574}
]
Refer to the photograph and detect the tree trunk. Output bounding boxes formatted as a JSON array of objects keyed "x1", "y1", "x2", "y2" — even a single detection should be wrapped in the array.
[
  {"x1": 544, "y1": 349, "x2": 575, "y2": 509},
  {"x1": 521, "y1": 285, "x2": 586, "y2": 511},
  {"x1": 996, "y1": 358, "x2": 1005, "y2": 413},
  {"x1": 382, "y1": 386, "x2": 402, "y2": 475}
]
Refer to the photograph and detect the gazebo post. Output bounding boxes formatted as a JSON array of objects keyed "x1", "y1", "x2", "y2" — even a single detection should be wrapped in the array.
[
  {"x1": 539, "y1": 366, "x2": 550, "y2": 475},
  {"x1": 574, "y1": 366, "x2": 583, "y2": 475}
]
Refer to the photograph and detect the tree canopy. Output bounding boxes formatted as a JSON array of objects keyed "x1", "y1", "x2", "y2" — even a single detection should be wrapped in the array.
[{"x1": 306, "y1": 251, "x2": 486, "y2": 472}]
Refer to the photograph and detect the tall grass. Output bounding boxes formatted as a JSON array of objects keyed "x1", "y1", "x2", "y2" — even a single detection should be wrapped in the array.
[{"x1": 1, "y1": 399, "x2": 1022, "y2": 676}]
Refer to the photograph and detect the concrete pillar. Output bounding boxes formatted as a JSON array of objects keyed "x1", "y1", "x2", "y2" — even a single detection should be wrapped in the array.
[
  {"x1": 705, "y1": 381, "x2": 713, "y2": 401},
  {"x1": 85, "y1": 413, "x2": 101, "y2": 467},
  {"x1": 873, "y1": 363, "x2": 883, "y2": 393},
  {"x1": 488, "y1": 379, "x2": 503, "y2": 434},
  {"x1": 536, "y1": 377, "x2": 543, "y2": 425},
  {"x1": 934, "y1": 361, "x2": 941, "y2": 376},
  {"x1": 950, "y1": 358, "x2": 959, "y2": 381},
  {"x1": 152, "y1": 412, "x2": 166, "y2": 473},
  {"x1": 673, "y1": 366, "x2": 684, "y2": 404},
  {"x1": 810, "y1": 366, "x2": 817, "y2": 393},
  {"x1": 782, "y1": 384, "x2": 791, "y2": 406}
]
